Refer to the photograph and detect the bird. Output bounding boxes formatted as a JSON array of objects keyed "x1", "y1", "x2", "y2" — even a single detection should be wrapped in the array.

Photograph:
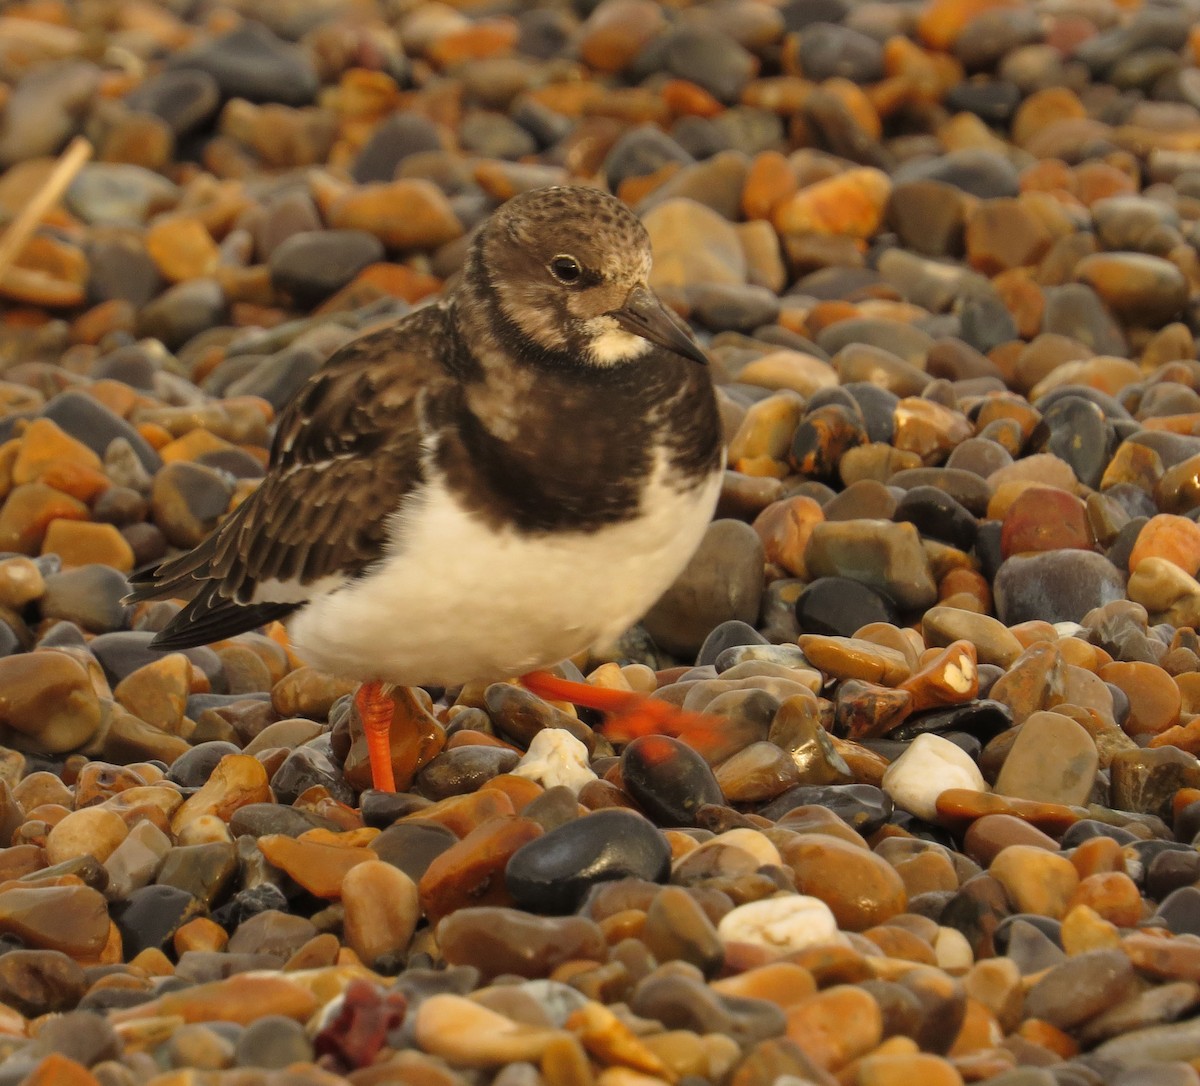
[{"x1": 125, "y1": 185, "x2": 726, "y2": 792}]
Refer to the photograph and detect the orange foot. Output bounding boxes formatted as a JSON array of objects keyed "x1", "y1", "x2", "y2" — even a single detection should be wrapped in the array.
[
  {"x1": 520, "y1": 669, "x2": 725, "y2": 752},
  {"x1": 354, "y1": 679, "x2": 397, "y2": 792}
]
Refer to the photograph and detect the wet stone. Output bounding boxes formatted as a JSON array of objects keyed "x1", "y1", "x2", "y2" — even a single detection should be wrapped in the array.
[
  {"x1": 169, "y1": 22, "x2": 319, "y2": 106},
  {"x1": 621, "y1": 735, "x2": 723, "y2": 826},
  {"x1": 234, "y1": 1015, "x2": 313, "y2": 1070},
  {"x1": 793, "y1": 576, "x2": 898, "y2": 638},
  {"x1": 993, "y1": 711, "x2": 1100, "y2": 806},
  {"x1": 370, "y1": 821, "x2": 458, "y2": 884},
  {"x1": 643, "y1": 520, "x2": 764, "y2": 657},
  {"x1": 268, "y1": 231, "x2": 386, "y2": 308},
  {"x1": 1025, "y1": 949, "x2": 1139, "y2": 1031},
  {"x1": 1110, "y1": 747, "x2": 1200, "y2": 819},
  {"x1": 112, "y1": 884, "x2": 202, "y2": 957},
  {"x1": 438, "y1": 906, "x2": 606, "y2": 980},
  {"x1": 631, "y1": 970, "x2": 786, "y2": 1047},
  {"x1": 894, "y1": 486, "x2": 978, "y2": 552},
  {"x1": 416, "y1": 746, "x2": 520, "y2": 800},
  {"x1": 1001, "y1": 487, "x2": 1093, "y2": 558},
  {"x1": 505, "y1": 808, "x2": 671, "y2": 913},
  {"x1": 0, "y1": 949, "x2": 85, "y2": 1016},
  {"x1": 995, "y1": 551, "x2": 1127, "y2": 625}
]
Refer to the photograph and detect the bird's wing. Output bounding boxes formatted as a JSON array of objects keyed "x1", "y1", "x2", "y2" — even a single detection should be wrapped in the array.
[{"x1": 127, "y1": 315, "x2": 447, "y2": 649}]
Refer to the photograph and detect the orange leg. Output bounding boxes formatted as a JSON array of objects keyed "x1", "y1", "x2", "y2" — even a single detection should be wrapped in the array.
[
  {"x1": 520, "y1": 669, "x2": 725, "y2": 749},
  {"x1": 355, "y1": 680, "x2": 397, "y2": 793}
]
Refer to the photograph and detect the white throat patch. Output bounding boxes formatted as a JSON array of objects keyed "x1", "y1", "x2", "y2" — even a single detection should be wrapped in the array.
[{"x1": 585, "y1": 316, "x2": 652, "y2": 366}]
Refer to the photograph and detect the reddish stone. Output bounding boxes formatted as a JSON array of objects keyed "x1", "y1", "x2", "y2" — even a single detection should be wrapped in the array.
[
  {"x1": 418, "y1": 815, "x2": 544, "y2": 925},
  {"x1": 1000, "y1": 486, "x2": 1092, "y2": 558}
]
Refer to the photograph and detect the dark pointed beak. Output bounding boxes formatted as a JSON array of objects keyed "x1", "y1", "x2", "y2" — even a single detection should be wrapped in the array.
[{"x1": 611, "y1": 285, "x2": 708, "y2": 366}]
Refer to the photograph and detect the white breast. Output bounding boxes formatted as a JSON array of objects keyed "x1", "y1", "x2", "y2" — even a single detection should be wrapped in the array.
[{"x1": 286, "y1": 456, "x2": 722, "y2": 686}]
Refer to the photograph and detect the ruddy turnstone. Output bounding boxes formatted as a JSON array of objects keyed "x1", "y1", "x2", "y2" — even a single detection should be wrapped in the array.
[{"x1": 126, "y1": 185, "x2": 725, "y2": 791}]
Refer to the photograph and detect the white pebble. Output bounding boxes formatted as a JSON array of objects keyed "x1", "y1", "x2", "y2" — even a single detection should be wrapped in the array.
[
  {"x1": 678, "y1": 827, "x2": 782, "y2": 871},
  {"x1": 512, "y1": 728, "x2": 596, "y2": 794},
  {"x1": 934, "y1": 925, "x2": 974, "y2": 974},
  {"x1": 716, "y1": 894, "x2": 847, "y2": 954},
  {"x1": 881, "y1": 732, "x2": 987, "y2": 822}
]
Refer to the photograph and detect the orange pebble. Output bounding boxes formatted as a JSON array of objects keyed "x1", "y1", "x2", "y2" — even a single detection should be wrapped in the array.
[
  {"x1": 1068, "y1": 871, "x2": 1144, "y2": 927},
  {"x1": 1127, "y1": 513, "x2": 1200, "y2": 575}
]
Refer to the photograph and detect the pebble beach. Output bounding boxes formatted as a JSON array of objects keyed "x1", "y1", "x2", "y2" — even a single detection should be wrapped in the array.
[{"x1": 3, "y1": 0, "x2": 1200, "y2": 1083}]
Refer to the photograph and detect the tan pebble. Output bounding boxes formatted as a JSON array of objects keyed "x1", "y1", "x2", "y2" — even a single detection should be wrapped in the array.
[
  {"x1": 45, "y1": 806, "x2": 129, "y2": 865},
  {"x1": 578, "y1": 0, "x2": 666, "y2": 71},
  {"x1": 0, "y1": 884, "x2": 109, "y2": 957},
  {"x1": 594, "y1": 1071, "x2": 672, "y2": 1086},
  {"x1": 567, "y1": 1000, "x2": 671, "y2": 1077},
  {"x1": 773, "y1": 168, "x2": 892, "y2": 239},
  {"x1": 893, "y1": 398, "x2": 974, "y2": 465},
  {"x1": 785, "y1": 985, "x2": 882, "y2": 1071},
  {"x1": 640, "y1": 1030, "x2": 741, "y2": 1082},
  {"x1": 853, "y1": 1052, "x2": 964, "y2": 1085},
  {"x1": 1029, "y1": 356, "x2": 1141, "y2": 401},
  {"x1": 12, "y1": 419, "x2": 102, "y2": 483},
  {"x1": 1061, "y1": 903, "x2": 1121, "y2": 955},
  {"x1": 145, "y1": 216, "x2": 219, "y2": 282},
  {"x1": 110, "y1": 972, "x2": 318, "y2": 1026},
  {"x1": 0, "y1": 652, "x2": 101, "y2": 753},
  {"x1": 1128, "y1": 557, "x2": 1200, "y2": 628},
  {"x1": 174, "y1": 916, "x2": 229, "y2": 956},
  {"x1": 737, "y1": 219, "x2": 787, "y2": 293},
  {"x1": 797, "y1": 635, "x2": 911, "y2": 685},
  {"x1": 751, "y1": 496, "x2": 823, "y2": 578},
  {"x1": 12, "y1": 769, "x2": 72, "y2": 809},
  {"x1": 175, "y1": 814, "x2": 233, "y2": 846},
  {"x1": 1098, "y1": 660, "x2": 1181, "y2": 736},
  {"x1": 989, "y1": 844, "x2": 1079, "y2": 919},
  {"x1": 270, "y1": 667, "x2": 358, "y2": 720},
  {"x1": 1067, "y1": 871, "x2": 1143, "y2": 928},
  {"x1": 934, "y1": 926, "x2": 973, "y2": 974},
  {"x1": 738, "y1": 351, "x2": 838, "y2": 398},
  {"x1": 964, "y1": 956, "x2": 1022, "y2": 1032},
  {"x1": 328, "y1": 179, "x2": 463, "y2": 249},
  {"x1": 1122, "y1": 931, "x2": 1200, "y2": 981},
  {"x1": 0, "y1": 482, "x2": 89, "y2": 554},
  {"x1": 341, "y1": 860, "x2": 420, "y2": 965},
  {"x1": 0, "y1": 556, "x2": 43, "y2": 608},
  {"x1": 257, "y1": 834, "x2": 374, "y2": 899},
  {"x1": 921, "y1": 606, "x2": 1023, "y2": 668},
  {"x1": 778, "y1": 835, "x2": 907, "y2": 931},
  {"x1": 711, "y1": 962, "x2": 816, "y2": 1008},
  {"x1": 643, "y1": 198, "x2": 746, "y2": 289},
  {"x1": 170, "y1": 754, "x2": 270, "y2": 834},
  {"x1": 114, "y1": 654, "x2": 194, "y2": 733},
  {"x1": 992, "y1": 710, "x2": 1098, "y2": 807},
  {"x1": 103, "y1": 784, "x2": 185, "y2": 822},
  {"x1": 415, "y1": 993, "x2": 568, "y2": 1067},
  {"x1": 891, "y1": 849, "x2": 959, "y2": 898},
  {"x1": 965, "y1": 197, "x2": 1053, "y2": 276}
]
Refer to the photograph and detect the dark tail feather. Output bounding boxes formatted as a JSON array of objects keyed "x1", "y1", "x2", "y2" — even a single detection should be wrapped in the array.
[
  {"x1": 148, "y1": 586, "x2": 298, "y2": 650},
  {"x1": 123, "y1": 530, "x2": 222, "y2": 605}
]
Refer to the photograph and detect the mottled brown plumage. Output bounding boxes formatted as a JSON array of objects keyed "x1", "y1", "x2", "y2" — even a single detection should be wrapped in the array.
[{"x1": 126, "y1": 186, "x2": 723, "y2": 668}]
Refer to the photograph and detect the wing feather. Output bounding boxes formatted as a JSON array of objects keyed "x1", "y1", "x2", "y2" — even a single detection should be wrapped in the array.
[{"x1": 126, "y1": 310, "x2": 451, "y2": 649}]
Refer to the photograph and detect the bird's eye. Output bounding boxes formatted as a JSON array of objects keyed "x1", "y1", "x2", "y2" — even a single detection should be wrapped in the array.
[{"x1": 550, "y1": 255, "x2": 582, "y2": 283}]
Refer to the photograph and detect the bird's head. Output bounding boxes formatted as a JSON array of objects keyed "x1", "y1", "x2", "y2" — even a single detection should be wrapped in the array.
[{"x1": 462, "y1": 186, "x2": 708, "y2": 369}]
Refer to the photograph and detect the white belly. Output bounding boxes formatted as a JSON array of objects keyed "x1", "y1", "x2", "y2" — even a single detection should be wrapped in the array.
[{"x1": 287, "y1": 464, "x2": 722, "y2": 686}]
